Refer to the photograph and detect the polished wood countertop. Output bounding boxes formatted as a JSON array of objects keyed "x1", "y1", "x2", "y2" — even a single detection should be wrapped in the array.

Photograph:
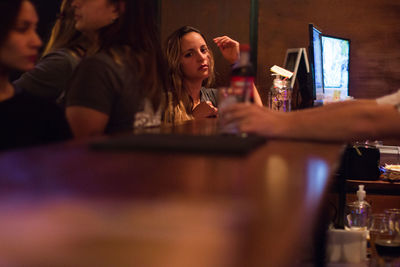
[{"x1": 0, "y1": 119, "x2": 344, "y2": 267}]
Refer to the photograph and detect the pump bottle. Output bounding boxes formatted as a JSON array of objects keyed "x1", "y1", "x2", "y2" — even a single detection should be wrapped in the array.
[{"x1": 345, "y1": 185, "x2": 371, "y2": 231}]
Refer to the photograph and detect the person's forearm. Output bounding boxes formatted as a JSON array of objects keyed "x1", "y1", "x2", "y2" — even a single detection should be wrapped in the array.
[
  {"x1": 281, "y1": 100, "x2": 400, "y2": 142},
  {"x1": 252, "y1": 84, "x2": 263, "y2": 106},
  {"x1": 291, "y1": 99, "x2": 368, "y2": 114}
]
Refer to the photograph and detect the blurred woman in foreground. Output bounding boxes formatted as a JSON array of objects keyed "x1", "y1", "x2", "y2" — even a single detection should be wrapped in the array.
[
  {"x1": 14, "y1": 0, "x2": 89, "y2": 103},
  {"x1": 0, "y1": 0, "x2": 72, "y2": 150}
]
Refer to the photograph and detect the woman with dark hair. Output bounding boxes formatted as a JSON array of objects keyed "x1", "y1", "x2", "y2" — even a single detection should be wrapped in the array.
[
  {"x1": 0, "y1": 0, "x2": 72, "y2": 150},
  {"x1": 14, "y1": 0, "x2": 89, "y2": 103},
  {"x1": 164, "y1": 26, "x2": 262, "y2": 123},
  {"x1": 66, "y1": 0, "x2": 167, "y2": 137}
]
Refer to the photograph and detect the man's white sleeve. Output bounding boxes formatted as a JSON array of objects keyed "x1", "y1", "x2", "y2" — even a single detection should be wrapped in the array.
[{"x1": 376, "y1": 89, "x2": 400, "y2": 111}]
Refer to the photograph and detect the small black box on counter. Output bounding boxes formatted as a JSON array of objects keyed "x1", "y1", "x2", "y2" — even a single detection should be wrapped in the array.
[{"x1": 338, "y1": 144, "x2": 381, "y2": 180}]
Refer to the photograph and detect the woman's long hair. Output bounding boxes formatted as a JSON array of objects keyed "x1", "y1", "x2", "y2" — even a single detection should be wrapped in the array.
[
  {"x1": 42, "y1": 0, "x2": 88, "y2": 57},
  {"x1": 95, "y1": 0, "x2": 167, "y2": 112},
  {"x1": 164, "y1": 26, "x2": 215, "y2": 121},
  {"x1": 0, "y1": 0, "x2": 23, "y2": 49}
]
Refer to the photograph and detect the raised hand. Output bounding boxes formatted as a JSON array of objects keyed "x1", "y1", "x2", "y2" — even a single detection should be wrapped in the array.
[{"x1": 213, "y1": 36, "x2": 240, "y2": 65}]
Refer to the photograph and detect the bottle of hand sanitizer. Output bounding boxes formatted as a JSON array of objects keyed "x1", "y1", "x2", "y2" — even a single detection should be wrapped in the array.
[{"x1": 345, "y1": 185, "x2": 371, "y2": 231}]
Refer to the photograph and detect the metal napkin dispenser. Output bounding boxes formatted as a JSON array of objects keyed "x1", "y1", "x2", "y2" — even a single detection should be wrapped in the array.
[{"x1": 339, "y1": 144, "x2": 380, "y2": 180}]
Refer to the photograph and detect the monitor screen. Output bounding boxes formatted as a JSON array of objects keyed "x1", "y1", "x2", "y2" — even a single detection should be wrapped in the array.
[
  {"x1": 308, "y1": 24, "x2": 323, "y2": 100},
  {"x1": 321, "y1": 35, "x2": 350, "y2": 99}
]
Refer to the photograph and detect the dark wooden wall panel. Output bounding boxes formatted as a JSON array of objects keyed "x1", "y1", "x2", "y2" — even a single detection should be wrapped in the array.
[
  {"x1": 161, "y1": 0, "x2": 251, "y2": 87},
  {"x1": 257, "y1": 0, "x2": 400, "y2": 100}
]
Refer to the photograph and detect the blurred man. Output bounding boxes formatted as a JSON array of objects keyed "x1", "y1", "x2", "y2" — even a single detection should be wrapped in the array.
[{"x1": 221, "y1": 90, "x2": 400, "y2": 142}]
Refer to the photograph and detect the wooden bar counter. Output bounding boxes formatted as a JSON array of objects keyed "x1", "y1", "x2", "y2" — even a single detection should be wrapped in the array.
[{"x1": 0, "y1": 119, "x2": 344, "y2": 267}]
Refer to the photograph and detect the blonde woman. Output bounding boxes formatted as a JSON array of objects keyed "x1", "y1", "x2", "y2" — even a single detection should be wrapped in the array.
[{"x1": 164, "y1": 26, "x2": 262, "y2": 123}]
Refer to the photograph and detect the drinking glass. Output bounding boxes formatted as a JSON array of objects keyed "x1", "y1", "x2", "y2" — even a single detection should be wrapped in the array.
[
  {"x1": 218, "y1": 86, "x2": 245, "y2": 108},
  {"x1": 385, "y1": 209, "x2": 400, "y2": 234},
  {"x1": 218, "y1": 87, "x2": 243, "y2": 134},
  {"x1": 372, "y1": 209, "x2": 400, "y2": 265},
  {"x1": 369, "y1": 214, "x2": 390, "y2": 265}
]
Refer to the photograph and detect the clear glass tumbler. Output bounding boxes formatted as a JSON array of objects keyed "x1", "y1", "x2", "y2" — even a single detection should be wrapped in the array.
[
  {"x1": 372, "y1": 209, "x2": 400, "y2": 266},
  {"x1": 369, "y1": 214, "x2": 390, "y2": 264}
]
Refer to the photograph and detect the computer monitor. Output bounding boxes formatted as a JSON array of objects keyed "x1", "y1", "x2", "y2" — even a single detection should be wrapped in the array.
[
  {"x1": 308, "y1": 24, "x2": 324, "y2": 100},
  {"x1": 321, "y1": 34, "x2": 350, "y2": 100},
  {"x1": 308, "y1": 24, "x2": 351, "y2": 101},
  {"x1": 283, "y1": 48, "x2": 312, "y2": 109}
]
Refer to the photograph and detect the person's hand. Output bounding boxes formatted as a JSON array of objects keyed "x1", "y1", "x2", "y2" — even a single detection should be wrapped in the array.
[
  {"x1": 213, "y1": 36, "x2": 239, "y2": 65},
  {"x1": 192, "y1": 101, "x2": 218, "y2": 119},
  {"x1": 219, "y1": 103, "x2": 288, "y2": 137}
]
